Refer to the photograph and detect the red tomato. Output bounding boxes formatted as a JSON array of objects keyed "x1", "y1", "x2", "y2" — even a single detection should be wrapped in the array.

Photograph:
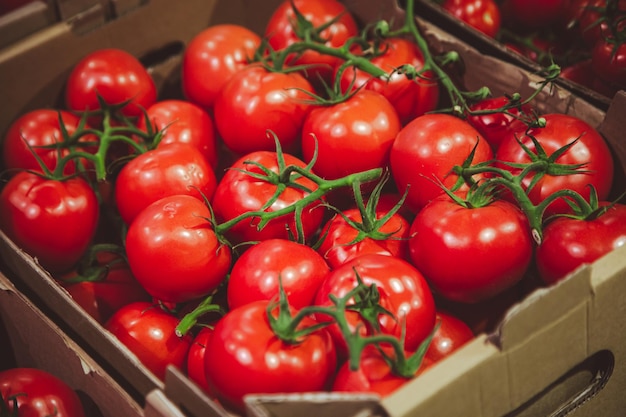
[
  {"x1": 227, "y1": 239, "x2": 330, "y2": 310},
  {"x1": 317, "y1": 204, "x2": 411, "y2": 268},
  {"x1": 186, "y1": 326, "x2": 214, "y2": 395},
  {"x1": 204, "y1": 300, "x2": 337, "y2": 412},
  {"x1": 408, "y1": 194, "x2": 533, "y2": 303},
  {"x1": 501, "y1": 0, "x2": 570, "y2": 31},
  {"x1": 65, "y1": 48, "x2": 156, "y2": 118},
  {"x1": 114, "y1": 143, "x2": 217, "y2": 225},
  {"x1": 466, "y1": 96, "x2": 533, "y2": 152},
  {"x1": 442, "y1": 0, "x2": 502, "y2": 38},
  {"x1": 265, "y1": 0, "x2": 358, "y2": 83},
  {"x1": 425, "y1": 311, "x2": 474, "y2": 364},
  {"x1": 301, "y1": 89, "x2": 401, "y2": 180},
  {"x1": 124, "y1": 195, "x2": 231, "y2": 303},
  {"x1": 0, "y1": 368, "x2": 86, "y2": 417},
  {"x1": 182, "y1": 24, "x2": 261, "y2": 109},
  {"x1": 105, "y1": 301, "x2": 192, "y2": 380},
  {"x1": 536, "y1": 203, "x2": 626, "y2": 285},
  {"x1": 136, "y1": 99, "x2": 219, "y2": 169},
  {"x1": 210, "y1": 151, "x2": 325, "y2": 244},
  {"x1": 313, "y1": 254, "x2": 436, "y2": 358},
  {"x1": 213, "y1": 65, "x2": 315, "y2": 155},
  {"x1": 495, "y1": 114, "x2": 614, "y2": 217},
  {"x1": 390, "y1": 113, "x2": 494, "y2": 213},
  {"x1": 0, "y1": 172, "x2": 99, "y2": 273},
  {"x1": 338, "y1": 37, "x2": 440, "y2": 125},
  {"x1": 2, "y1": 109, "x2": 96, "y2": 175},
  {"x1": 591, "y1": 38, "x2": 626, "y2": 90}
]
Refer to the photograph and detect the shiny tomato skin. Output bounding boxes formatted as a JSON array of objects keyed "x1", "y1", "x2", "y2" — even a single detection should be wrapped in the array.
[
  {"x1": 204, "y1": 300, "x2": 337, "y2": 413},
  {"x1": 182, "y1": 24, "x2": 261, "y2": 109},
  {"x1": 65, "y1": 48, "x2": 156, "y2": 118},
  {"x1": 104, "y1": 302, "x2": 192, "y2": 380},
  {"x1": 591, "y1": 39, "x2": 626, "y2": 90},
  {"x1": 211, "y1": 151, "x2": 325, "y2": 245},
  {"x1": 495, "y1": 113, "x2": 614, "y2": 217},
  {"x1": 536, "y1": 203, "x2": 626, "y2": 285},
  {"x1": 313, "y1": 254, "x2": 436, "y2": 357},
  {"x1": 425, "y1": 311, "x2": 474, "y2": 364},
  {"x1": 213, "y1": 65, "x2": 315, "y2": 155},
  {"x1": 227, "y1": 238, "x2": 330, "y2": 310},
  {"x1": 124, "y1": 195, "x2": 231, "y2": 303},
  {"x1": 2, "y1": 109, "x2": 96, "y2": 175},
  {"x1": 390, "y1": 113, "x2": 493, "y2": 213},
  {"x1": 338, "y1": 38, "x2": 440, "y2": 125},
  {"x1": 0, "y1": 368, "x2": 86, "y2": 417},
  {"x1": 442, "y1": 0, "x2": 502, "y2": 38},
  {"x1": 186, "y1": 326, "x2": 214, "y2": 396},
  {"x1": 301, "y1": 89, "x2": 401, "y2": 180},
  {"x1": 136, "y1": 99, "x2": 218, "y2": 169},
  {"x1": 0, "y1": 172, "x2": 99, "y2": 273},
  {"x1": 408, "y1": 194, "x2": 533, "y2": 303},
  {"x1": 265, "y1": 0, "x2": 358, "y2": 83},
  {"x1": 114, "y1": 143, "x2": 217, "y2": 225}
]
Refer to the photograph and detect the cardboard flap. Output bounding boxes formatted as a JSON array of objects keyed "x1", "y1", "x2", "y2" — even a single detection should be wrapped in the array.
[
  {"x1": 164, "y1": 366, "x2": 232, "y2": 417},
  {"x1": 245, "y1": 392, "x2": 385, "y2": 417}
]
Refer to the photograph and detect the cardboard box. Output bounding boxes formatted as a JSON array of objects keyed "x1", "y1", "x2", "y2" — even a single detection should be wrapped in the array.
[
  {"x1": 0, "y1": 266, "x2": 191, "y2": 417},
  {"x1": 0, "y1": 0, "x2": 625, "y2": 416},
  {"x1": 0, "y1": 1, "x2": 58, "y2": 49}
]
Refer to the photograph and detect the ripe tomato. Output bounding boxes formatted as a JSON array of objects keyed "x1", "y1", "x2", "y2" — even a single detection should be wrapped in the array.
[
  {"x1": 0, "y1": 368, "x2": 86, "y2": 417},
  {"x1": 210, "y1": 150, "x2": 325, "y2": 244},
  {"x1": 182, "y1": 24, "x2": 261, "y2": 110},
  {"x1": 501, "y1": 0, "x2": 570, "y2": 31},
  {"x1": 591, "y1": 38, "x2": 626, "y2": 90},
  {"x1": 301, "y1": 89, "x2": 401, "y2": 180},
  {"x1": 2, "y1": 109, "x2": 96, "y2": 175},
  {"x1": 213, "y1": 65, "x2": 316, "y2": 155},
  {"x1": 114, "y1": 143, "x2": 217, "y2": 225},
  {"x1": 425, "y1": 311, "x2": 474, "y2": 364},
  {"x1": 264, "y1": 0, "x2": 358, "y2": 83},
  {"x1": 136, "y1": 99, "x2": 218, "y2": 169},
  {"x1": 390, "y1": 113, "x2": 493, "y2": 213},
  {"x1": 408, "y1": 194, "x2": 533, "y2": 303},
  {"x1": 442, "y1": 0, "x2": 502, "y2": 38},
  {"x1": 204, "y1": 300, "x2": 337, "y2": 413},
  {"x1": 536, "y1": 203, "x2": 626, "y2": 285},
  {"x1": 227, "y1": 238, "x2": 330, "y2": 310},
  {"x1": 495, "y1": 114, "x2": 615, "y2": 217},
  {"x1": 104, "y1": 301, "x2": 193, "y2": 380},
  {"x1": 313, "y1": 254, "x2": 436, "y2": 358},
  {"x1": 124, "y1": 194, "x2": 231, "y2": 303},
  {"x1": 65, "y1": 48, "x2": 156, "y2": 118},
  {"x1": 186, "y1": 326, "x2": 214, "y2": 396},
  {"x1": 338, "y1": 37, "x2": 440, "y2": 125},
  {"x1": 0, "y1": 172, "x2": 99, "y2": 273}
]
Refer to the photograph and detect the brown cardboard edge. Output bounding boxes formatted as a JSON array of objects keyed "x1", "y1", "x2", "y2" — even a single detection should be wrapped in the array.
[{"x1": 0, "y1": 1, "x2": 57, "y2": 49}]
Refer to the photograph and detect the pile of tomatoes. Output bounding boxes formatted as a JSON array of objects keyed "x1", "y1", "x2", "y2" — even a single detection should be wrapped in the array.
[
  {"x1": 438, "y1": 0, "x2": 626, "y2": 99},
  {"x1": 1, "y1": 0, "x2": 625, "y2": 414}
]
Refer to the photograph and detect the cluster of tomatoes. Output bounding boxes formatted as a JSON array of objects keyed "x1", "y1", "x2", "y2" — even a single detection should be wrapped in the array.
[
  {"x1": 438, "y1": 0, "x2": 626, "y2": 98},
  {"x1": 1, "y1": 0, "x2": 625, "y2": 415}
]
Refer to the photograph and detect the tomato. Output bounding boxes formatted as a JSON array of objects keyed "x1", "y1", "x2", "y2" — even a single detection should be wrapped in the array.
[
  {"x1": 301, "y1": 89, "x2": 401, "y2": 180},
  {"x1": 466, "y1": 96, "x2": 533, "y2": 152},
  {"x1": 65, "y1": 48, "x2": 156, "y2": 119},
  {"x1": 390, "y1": 113, "x2": 494, "y2": 213},
  {"x1": 114, "y1": 143, "x2": 217, "y2": 225},
  {"x1": 2, "y1": 109, "x2": 96, "y2": 176},
  {"x1": 213, "y1": 65, "x2": 315, "y2": 155},
  {"x1": 264, "y1": 0, "x2": 358, "y2": 84},
  {"x1": 536, "y1": 203, "x2": 626, "y2": 285},
  {"x1": 408, "y1": 193, "x2": 534, "y2": 303},
  {"x1": 317, "y1": 204, "x2": 411, "y2": 268},
  {"x1": 124, "y1": 194, "x2": 231, "y2": 303},
  {"x1": 186, "y1": 326, "x2": 214, "y2": 395},
  {"x1": 442, "y1": 0, "x2": 502, "y2": 38},
  {"x1": 0, "y1": 368, "x2": 86, "y2": 417},
  {"x1": 591, "y1": 38, "x2": 626, "y2": 90},
  {"x1": 204, "y1": 300, "x2": 337, "y2": 412},
  {"x1": 227, "y1": 239, "x2": 330, "y2": 310},
  {"x1": 136, "y1": 99, "x2": 219, "y2": 169},
  {"x1": 424, "y1": 311, "x2": 474, "y2": 364},
  {"x1": 313, "y1": 254, "x2": 436, "y2": 358},
  {"x1": 210, "y1": 150, "x2": 325, "y2": 245},
  {"x1": 338, "y1": 37, "x2": 440, "y2": 125},
  {"x1": 104, "y1": 301, "x2": 192, "y2": 380},
  {"x1": 501, "y1": 0, "x2": 570, "y2": 31},
  {"x1": 495, "y1": 113, "x2": 615, "y2": 217},
  {"x1": 181, "y1": 24, "x2": 261, "y2": 110},
  {"x1": 0, "y1": 172, "x2": 99, "y2": 273}
]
